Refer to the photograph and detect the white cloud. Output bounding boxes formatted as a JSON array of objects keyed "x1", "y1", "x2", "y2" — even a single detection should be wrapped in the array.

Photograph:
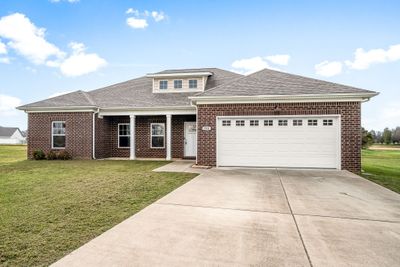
[
  {"x1": 0, "y1": 13, "x2": 65, "y2": 65},
  {"x1": 363, "y1": 102, "x2": 400, "y2": 130},
  {"x1": 231, "y1": 55, "x2": 287, "y2": 75},
  {"x1": 151, "y1": 11, "x2": 166, "y2": 22},
  {"x1": 232, "y1": 56, "x2": 271, "y2": 75},
  {"x1": 125, "y1": 8, "x2": 167, "y2": 29},
  {"x1": 0, "y1": 94, "x2": 21, "y2": 116},
  {"x1": 0, "y1": 13, "x2": 106, "y2": 77},
  {"x1": 315, "y1": 61, "x2": 343, "y2": 77},
  {"x1": 126, "y1": 17, "x2": 148, "y2": 29},
  {"x1": 265, "y1": 54, "x2": 290, "y2": 65},
  {"x1": 59, "y1": 42, "x2": 107, "y2": 77},
  {"x1": 48, "y1": 90, "x2": 74, "y2": 98},
  {"x1": 345, "y1": 44, "x2": 400, "y2": 70},
  {"x1": 0, "y1": 39, "x2": 6, "y2": 54},
  {"x1": 126, "y1": 8, "x2": 139, "y2": 16},
  {"x1": 0, "y1": 57, "x2": 10, "y2": 64}
]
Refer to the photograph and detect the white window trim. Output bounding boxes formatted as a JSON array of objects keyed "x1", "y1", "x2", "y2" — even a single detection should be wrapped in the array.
[
  {"x1": 189, "y1": 79, "x2": 198, "y2": 89},
  {"x1": 308, "y1": 119, "x2": 318, "y2": 126},
  {"x1": 222, "y1": 120, "x2": 231, "y2": 126},
  {"x1": 150, "y1": 123, "x2": 165, "y2": 149},
  {"x1": 250, "y1": 120, "x2": 259, "y2": 126},
  {"x1": 174, "y1": 79, "x2": 183, "y2": 89},
  {"x1": 118, "y1": 123, "x2": 130, "y2": 149},
  {"x1": 278, "y1": 119, "x2": 288, "y2": 126},
  {"x1": 159, "y1": 80, "x2": 168, "y2": 90},
  {"x1": 235, "y1": 120, "x2": 245, "y2": 126},
  {"x1": 323, "y1": 119, "x2": 334, "y2": 126},
  {"x1": 293, "y1": 119, "x2": 303, "y2": 126},
  {"x1": 264, "y1": 120, "x2": 273, "y2": 126},
  {"x1": 51, "y1": 121, "x2": 66, "y2": 149}
]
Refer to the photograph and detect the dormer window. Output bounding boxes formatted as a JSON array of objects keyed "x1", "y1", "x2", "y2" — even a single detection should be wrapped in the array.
[
  {"x1": 147, "y1": 70, "x2": 213, "y2": 93},
  {"x1": 174, "y1": 80, "x2": 182, "y2": 89},
  {"x1": 189, "y1": 79, "x2": 198, "y2": 89},
  {"x1": 159, "y1": 80, "x2": 168, "y2": 89}
]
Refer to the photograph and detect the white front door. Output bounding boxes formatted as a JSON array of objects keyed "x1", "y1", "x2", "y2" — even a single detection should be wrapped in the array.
[{"x1": 184, "y1": 121, "x2": 197, "y2": 157}]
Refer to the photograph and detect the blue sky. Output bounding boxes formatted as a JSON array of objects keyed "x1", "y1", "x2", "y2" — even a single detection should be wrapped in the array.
[{"x1": 0, "y1": 0, "x2": 399, "y2": 130}]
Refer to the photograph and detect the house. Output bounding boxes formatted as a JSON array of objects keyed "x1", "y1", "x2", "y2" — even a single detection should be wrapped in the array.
[
  {"x1": 0, "y1": 126, "x2": 26, "y2": 144},
  {"x1": 17, "y1": 68, "x2": 378, "y2": 173}
]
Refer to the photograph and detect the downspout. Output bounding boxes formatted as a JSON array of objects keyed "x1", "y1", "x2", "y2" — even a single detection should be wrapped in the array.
[
  {"x1": 92, "y1": 108, "x2": 99, "y2": 159},
  {"x1": 190, "y1": 99, "x2": 198, "y2": 165}
]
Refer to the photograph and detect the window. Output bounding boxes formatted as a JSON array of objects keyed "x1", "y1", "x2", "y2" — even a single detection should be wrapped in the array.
[
  {"x1": 293, "y1": 119, "x2": 303, "y2": 126},
  {"x1": 159, "y1": 80, "x2": 168, "y2": 89},
  {"x1": 308, "y1": 119, "x2": 318, "y2": 126},
  {"x1": 174, "y1": 80, "x2": 182, "y2": 89},
  {"x1": 151, "y1": 123, "x2": 165, "y2": 148},
  {"x1": 235, "y1": 120, "x2": 245, "y2": 126},
  {"x1": 323, "y1": 119, "x2": 333, "y2": 126},
  {"x1": 264, "y1": 120, "x2": 273, "y2": 126},
  {"x1": 278, "y1": 120, "x2": 288, "y2": 126},
  {"x1": 222, "y1": 120, "x2": 231, "y2": 126},
  {"x1": 250, "y1": 120, "x2": 259, "y2": 126},
  {"x1": 118, "y1": 124, "x2": 130, "y2": 148},
  {"x1": 52, "y1": 121, "x2": 66, "y2": 149},
  {"x1": 189, "y1": 79, "x2": 198, "y2": 89}
]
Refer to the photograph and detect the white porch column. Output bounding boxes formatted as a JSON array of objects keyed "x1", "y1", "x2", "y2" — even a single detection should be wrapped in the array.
[
  {"x1": 166, "y1": 114, "x2": 172, "y2": 160},
  {"x1": 129, "y1": 115, "x2": 136, "y2": 160}
]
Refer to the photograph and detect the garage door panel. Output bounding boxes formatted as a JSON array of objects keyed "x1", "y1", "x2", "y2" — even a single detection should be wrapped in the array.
[
  {"x1": 220, "y1": 140, "x2": 337, "y2": 150},
  {"x1": 217, "y1": 117, "x2": 339, "y2": 169}
]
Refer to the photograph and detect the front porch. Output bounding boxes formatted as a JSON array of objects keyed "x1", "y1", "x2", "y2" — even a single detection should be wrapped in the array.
[{"x1": 95, "y1": 113, "x2": 197, "y2": 161}]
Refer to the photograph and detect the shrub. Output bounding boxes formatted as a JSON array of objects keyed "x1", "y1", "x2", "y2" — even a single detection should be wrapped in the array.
[
  {"x1": 46, "y1": 151, "x2": 58, "y2": 160},
  {"x1": 33, "y1": 149, "x2": 46, "y2": 160},
  {"x1": 58, "y1": 150, "x2": 72, "y2": 160}
]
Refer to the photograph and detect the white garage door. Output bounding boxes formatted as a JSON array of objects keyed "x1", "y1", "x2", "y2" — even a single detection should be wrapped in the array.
[{"x1": 217, "y1": 116, "x2": 340, "y2": 169}]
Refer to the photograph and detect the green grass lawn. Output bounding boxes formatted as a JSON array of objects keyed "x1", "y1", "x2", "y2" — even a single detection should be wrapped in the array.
[
  {"x1": 362, "y1": 149, "x2": 400, "y2": 194},
  {"x1": 0, "y1": 145, "x2": 197, "y2": 266}
]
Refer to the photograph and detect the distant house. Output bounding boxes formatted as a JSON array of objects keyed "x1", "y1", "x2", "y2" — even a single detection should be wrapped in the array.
[{"x1": 0, "y1": 126, "x2": 26, "y2": 144}]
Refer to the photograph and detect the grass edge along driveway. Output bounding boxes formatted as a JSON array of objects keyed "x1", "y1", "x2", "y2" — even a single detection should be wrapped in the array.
[{"x1": 0, "y1": 145, "x2": 197, "y2": 266}]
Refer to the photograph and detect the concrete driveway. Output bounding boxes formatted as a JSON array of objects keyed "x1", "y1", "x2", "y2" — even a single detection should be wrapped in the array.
[{"x1": 53, "y1": 162, "x2": 400, "y2": 267}]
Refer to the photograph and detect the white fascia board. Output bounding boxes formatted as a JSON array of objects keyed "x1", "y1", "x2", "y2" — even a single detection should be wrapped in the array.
[
  {"x1": 20, "y1": 106, "x2": 98, "y2": 113},
  {"x1": 189, "y1": 92, "x2": 379, "y2": 105},
  {"x1": 146, "y1": 72, "x2": 213, "y2": 78},
  {"x1": 99, "y1": 106, "x2": 196, "y2": 117}
]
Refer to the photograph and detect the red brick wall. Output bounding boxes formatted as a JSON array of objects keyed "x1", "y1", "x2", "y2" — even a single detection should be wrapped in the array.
[
  {"x1": 94, "y1": 116, "x2": 111, "y2": 158},
  {"x1": 197, "y1": 102, "x2": 361, "y2": 173},
  {"x1": 94, "y1": 115, "x2": 196, "y2": 159},
  {"x1": 27, "y1": 112, "x2": 93, "y2": 159}
]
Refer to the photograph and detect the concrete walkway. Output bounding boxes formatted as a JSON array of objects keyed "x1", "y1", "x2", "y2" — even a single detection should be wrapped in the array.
[{"x1": 53, "y1": 162, "x2": 400, "y2": 267}]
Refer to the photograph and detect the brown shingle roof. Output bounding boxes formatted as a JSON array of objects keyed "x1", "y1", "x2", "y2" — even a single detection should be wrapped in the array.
[
  {"x1": 17, "y1": 90, "x2": 96, "y2": 109},
  {"x1": 197, "y1": 69, "x2": 376, "y2": 97},
  {"x1": 17, "y1": 68, "x2": 377, "y2": 110},
  {"x1": 18, "y1": 68, "x2": 242, "y2": 110}
]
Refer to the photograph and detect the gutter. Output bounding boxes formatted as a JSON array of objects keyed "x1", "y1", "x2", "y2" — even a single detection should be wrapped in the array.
[
  {"x1": 146, "y1": 72, "x2": 213, "y2": 78},
  {"x1": 17, "y1": 106, "x2": 98, "y2": 112},
  {"x1": 189, "y1": 92, "x2": 379, "y2": 105},
  {"x1": 92, "y1": 108, "x2": 99, "y2": 159}
]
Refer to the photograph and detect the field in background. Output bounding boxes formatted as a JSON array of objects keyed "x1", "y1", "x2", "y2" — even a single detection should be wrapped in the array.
[
  {"x1": 362, "y1": 148, "x2": 400, "y2": 194},
  {"x1": 369, "y1": 144, "x2": 400, "y2": 151}
]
